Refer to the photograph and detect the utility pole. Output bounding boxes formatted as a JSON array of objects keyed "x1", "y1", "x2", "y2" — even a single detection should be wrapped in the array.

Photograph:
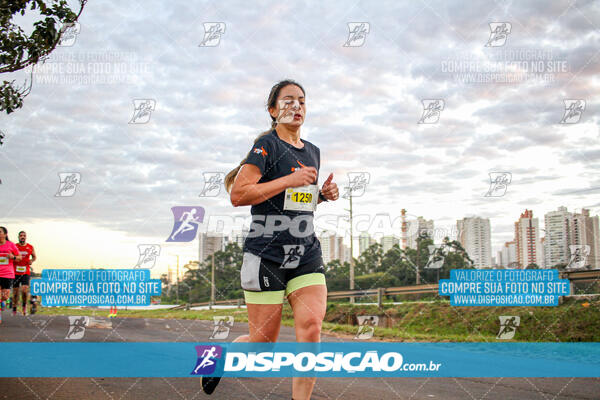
[
  {"x1": 401, "y1": 209, "x2": 408, "y2": 250},
  {"x1": 416, "y1": 238, "x2": 421, "y2": 285},
  {"x1": 198, "y1": 231, "x2": 203, "y2": 277},
  {"x1": 349, "y1": 194, "x2": 354, "y2": 304},
  {"x1": 167, "y1": 265, "x2": 172, "y2": 300},
  {"x1": 211, "y1": 253, "x2": 215, "y2": 306},
  {"x1": 344, "y1": 191, "x2": 355, "y2": 304},
  {"x1": 176, "y1": 255, "x2": 180, "y2": 302}
]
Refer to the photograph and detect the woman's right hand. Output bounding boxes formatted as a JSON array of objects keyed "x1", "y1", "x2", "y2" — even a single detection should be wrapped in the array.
[{"x1": 286, "y1": 166, "x2": 317, "y2": 188}]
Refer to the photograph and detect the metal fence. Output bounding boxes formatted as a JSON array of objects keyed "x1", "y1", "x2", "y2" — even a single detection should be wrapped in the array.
[{"x1": 170, "y1": 269, "x2": 600, "y2": 310}]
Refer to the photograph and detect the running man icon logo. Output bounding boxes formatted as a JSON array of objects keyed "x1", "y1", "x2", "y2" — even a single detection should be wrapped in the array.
[
  {"x1": 66, "y1": 316, "x2": 89, "y2": 340},
  {"x1": 55, "y1": 172, "x2": 81, "y2": 197},
  {"x1": 277, "y1": 99, "x2": 301, "y2": 124},
  {"x1": 497, "y1": 316, "x2": 520, "y2": 340},
  {"x1": 485, "y1": 172, "x2": 512, "y2": 197},
  {"x1": 209, "y1": 316, "x2": 234, "y2": 340},
  {"x1": 199, "y1": 172, "x2": 225, "y2": 197},
  {"x1": 166, "y1": 206, "x2": 205, "y2": 242},
  {"x1": 129, "y1": 99, "x2": 156, "y2": 124},
  {"x1": 57, "y1": 22, "x2": 81, "y2": 47},
  {"x1": 424, "y1": 245, "x2": 445, "y2": 269},
  {"x1": 342, "y1": 172, "x2": 370, "y2": 198},
  {"x1": 191, "y1": 345, "x2": 223, "y2": 375},
  {"x1": 199, "y1": 22, "x2": 226, "y2": 47},
  {"x1": 418, "y1": 99, "x2": 444, "y2": 124},
  {"x1": 343, "y1": 22, "x2": 370, "y2": 47},
  {"x1": 134, "y1": 244, "x2": 161, "y2": 268},
  {"x1": 355, "y1": 315, "x2": 378, "y2": 340},
  {"x1": 567, "y1": 245, "x2": 590, "y2": 269},
  {"x1": 281, "y1": 245, "x2": 305, "y2": 269},
  {"x1": 560, "y1": 99, "x2": 586, "y2": 124},
  {"x1": 485, "y1": 22, "x2": 511, "y2": 47}
]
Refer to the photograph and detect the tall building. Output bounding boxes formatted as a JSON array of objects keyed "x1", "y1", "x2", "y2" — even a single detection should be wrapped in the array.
[
  {"x1": 343, "y1": 245, "x2": 352, "y2": 264},
  {"x1": 514, "y1": 210, "x2": 543, "y2": 268},
  {"x1": 544, "y1": 206, "x2": 571, "y2": 268},
  {"x1": 318, "y1": 231, "x2": 349, "y2": 265},
  {"x1": 319, "y1": 231, "x2": 332, "y2": 264},
  {"x1": 569, "y1": 208, "x2": 600, "y2": 269},
  {"x1": 499, "y1": 241, "x2": 517, "y2": 268},
  {"x1": 540, "y1": 236, "x2": 546, "y2": 268},
  {"x1": 457, "y1": 217, "x2": 492, "y2": 269},
  {"x1": 401, "y1": 208, "x2": 408, "y2": 250},
  {"x1": 406, "y1": 216, "x2": 434, "y2": 249},
  {"x1": 380, "y1": 235, "x2": 400, "y2": 253},
  {"x1": 358, "y1": 232, "x2": 376, "y2": 256},
  {"x1": 232, "y1": 228, "x2": 249, "y2": 249},
  {"x1": 198, "y1": 232, "x2": 227, "y2": 262}
]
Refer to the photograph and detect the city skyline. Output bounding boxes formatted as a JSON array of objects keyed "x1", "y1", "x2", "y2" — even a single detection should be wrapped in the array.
[{"x1": 189, "y1": 205, "x2": 600, "y2": 271}]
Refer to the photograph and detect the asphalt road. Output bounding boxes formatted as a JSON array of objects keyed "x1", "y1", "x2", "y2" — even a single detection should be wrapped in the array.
[{"x1": 0, "y1": 313, "x2": 597, "y2": 400}]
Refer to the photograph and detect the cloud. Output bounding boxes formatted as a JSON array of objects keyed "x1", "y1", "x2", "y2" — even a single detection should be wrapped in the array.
[{"x1": 1, "y1": 0, "x2": 598, "y2": 269}]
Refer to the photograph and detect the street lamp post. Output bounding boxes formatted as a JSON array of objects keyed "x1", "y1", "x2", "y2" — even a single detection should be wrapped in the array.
[
  {"x1": 344, "y1": 192, "x2": 355, "y2": 304},
  {"x1": 349, "y1": 194, "x2": 354, "y2": 303},
  {"x1": 400, "y1": 251, "x2": 419, "y2": 285},
  {"x1": 416, "y1": 238, "x2": 421, "y2": 285},
  {"x1": 211, "y1": 253, "x2": 215, "y2": 307}
]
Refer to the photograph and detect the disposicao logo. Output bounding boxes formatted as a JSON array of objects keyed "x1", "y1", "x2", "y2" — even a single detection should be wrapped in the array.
[
  {"x1": 191, "y1": 345, "x2": 223, "y2": 375},
  {"x1": 189, "y1": 345, "x2": 443, "y2": 377},
  {"x1": 223, "y1": 351, "x2": 404, "y2": 373}
]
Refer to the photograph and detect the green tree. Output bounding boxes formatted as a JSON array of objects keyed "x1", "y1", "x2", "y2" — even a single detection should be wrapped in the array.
[
  {"x1": 354, "y1": 242, "x2": 383, "y2": 274},
  {"x1": 324, "y1": 259, "x2": 351, "y2": 291},
  {"x1": 163, "y1": 242, "x2": 244, "y2": 304},
  {"x1": 1, "y1": 0, "x2": 87, "y2": 114},
  {"x1": 421, "y1": 236, "x2": 475, "y2": 283}
]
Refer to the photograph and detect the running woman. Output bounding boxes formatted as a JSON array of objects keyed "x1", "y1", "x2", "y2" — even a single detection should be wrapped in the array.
[
  {"x1": 205, "y1": 80, "x2": 339, "y2": 399},
  {"x1": 0, "y1": 227, "x2": 21, "y2": 324},
  {"x1": 13, "y1": 231, "x2": 36, "y2": 315}
]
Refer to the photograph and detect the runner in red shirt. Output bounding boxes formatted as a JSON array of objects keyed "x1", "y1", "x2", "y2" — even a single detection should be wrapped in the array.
[
  {"x1": 0, "y1": 227, "x2": 21, "y2": 324},
  {"x1": 13, "y1": 231, "x2": 36, "y2": 316}
]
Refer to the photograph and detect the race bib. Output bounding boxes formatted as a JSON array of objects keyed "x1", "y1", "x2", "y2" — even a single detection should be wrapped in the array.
[
  {"x1": 284, "y1": 184, "x2": 318, "y2": 212},
  {"x1": 0, "y1": 256, "x2": 8, "y2": 265},
  {"x1": 16, "y1": 266, "x2": 26, "y2": 273}
]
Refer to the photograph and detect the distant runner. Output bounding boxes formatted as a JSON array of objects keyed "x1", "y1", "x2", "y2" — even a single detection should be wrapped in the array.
[
  {"x1": 13, "y1": 231, "x2": 36, "y2": 315},
  {"x1": 0, "y1": 227, "x2": 21, "y2": 324}
]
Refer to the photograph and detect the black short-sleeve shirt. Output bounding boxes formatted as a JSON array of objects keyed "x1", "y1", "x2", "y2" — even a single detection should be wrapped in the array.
[{"x1": 242, "y1": 129, "x2": 322, "y2": 265}]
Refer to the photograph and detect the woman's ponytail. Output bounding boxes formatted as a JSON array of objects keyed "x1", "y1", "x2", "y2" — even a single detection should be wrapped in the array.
[{"x1": 224, "y1": 128, "x2": 272, "y2": 193}]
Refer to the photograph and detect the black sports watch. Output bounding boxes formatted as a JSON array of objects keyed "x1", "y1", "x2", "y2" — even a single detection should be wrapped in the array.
[{"x1": 318, "y1": 190, "x2": 328, "y2": 202}]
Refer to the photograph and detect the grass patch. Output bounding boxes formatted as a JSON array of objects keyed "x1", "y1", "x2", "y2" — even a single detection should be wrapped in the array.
[{"x1": 38, "y1": 297, "x2": 600, "y2": 342}]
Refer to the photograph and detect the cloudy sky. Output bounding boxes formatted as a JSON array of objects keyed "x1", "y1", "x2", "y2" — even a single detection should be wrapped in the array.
[{"x1": 1, "y1": 0, "x2": 598, "y2": 277}]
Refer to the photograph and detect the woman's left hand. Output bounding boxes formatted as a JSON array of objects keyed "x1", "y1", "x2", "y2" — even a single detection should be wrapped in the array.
[{"x1": 321, "y1": 173, "x2": 339, "y2": 201}]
